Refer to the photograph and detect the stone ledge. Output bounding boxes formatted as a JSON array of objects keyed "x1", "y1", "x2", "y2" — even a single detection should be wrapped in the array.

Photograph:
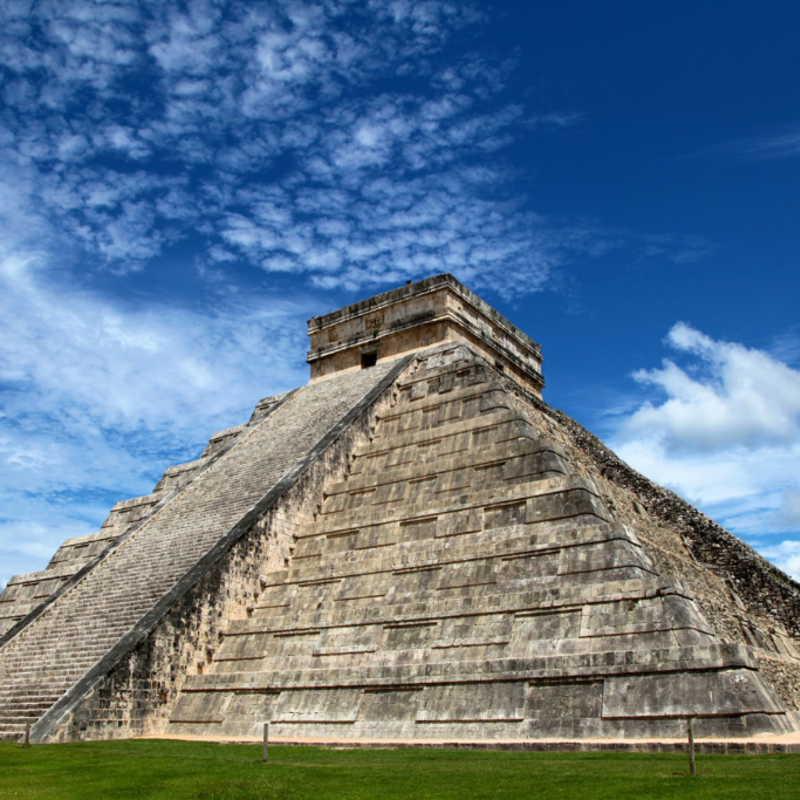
[{"x1": 142, "y1": 732, "x2": 800, "y2": 754}]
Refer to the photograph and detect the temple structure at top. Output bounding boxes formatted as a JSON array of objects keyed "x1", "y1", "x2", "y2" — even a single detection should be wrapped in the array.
[{"x1": 307, "y1": 274, "x2": 544, "y2": 395}]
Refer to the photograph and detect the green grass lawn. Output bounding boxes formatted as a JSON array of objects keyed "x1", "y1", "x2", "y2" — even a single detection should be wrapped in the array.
[{"x1": 0, "y1": 739, "x2": 797, "y2": 800}]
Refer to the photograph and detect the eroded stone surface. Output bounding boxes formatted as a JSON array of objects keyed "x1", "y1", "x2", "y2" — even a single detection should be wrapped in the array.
[{"x1": 162, "y1": 345, "x2": 797, "y2": 741}]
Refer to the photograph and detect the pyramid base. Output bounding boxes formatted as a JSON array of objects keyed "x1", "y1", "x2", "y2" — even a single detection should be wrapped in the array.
[{"x1": 145, "y1": 727, "x2": 800, "y2": 754}]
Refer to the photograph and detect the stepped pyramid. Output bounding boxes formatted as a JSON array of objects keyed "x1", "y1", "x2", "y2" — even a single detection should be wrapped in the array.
[{"x1": 2, "y1": 275, "x2": 799, "y2": 744}]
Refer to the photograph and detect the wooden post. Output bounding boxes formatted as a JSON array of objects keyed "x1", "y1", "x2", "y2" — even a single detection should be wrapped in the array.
[
  {"x1": 262, "y1": 723, "x2": 269, "y2": 763},
  {"x1": 24, "y1": 723, "x2": 30, "y2": 748},
  {"x1": 687, "y1": 717, "x2": 696, "y2": 777}
]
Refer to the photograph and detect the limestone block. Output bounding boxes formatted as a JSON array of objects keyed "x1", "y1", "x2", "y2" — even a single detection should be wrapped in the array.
[
  {"x1": 405, "y1": 477, "x2": 437, "y2": 505},
  {"x1": 398, "y1": 517, "x2": 437, "y2": 543},
  {"x1": 385, "y1": 446, "x2": 416, "y2": 469},
  {"x1": 219, "y1": 692, "x2": 280, "y2": 736},
  {"x1": 503, "y1": 451, "x2": 571, "y2": 482},
  {"x1": 320, "y1": 528, "x2": 359, "y2": 555},
  {"x1": 353, "y1": 523, "x2": 399, "y2": 552},
  {"x1": 357, "y1": 688, "x2": 421, "y2": 721},
  {"x1": 345, "y1": 488, "x2": 380, "y2": 513},
  {"x1": 603, "y1": 669, "x2": 787, "y2": 719},
  {"x1": 371, "y1": 480, "x2": 407, "y2": 506},
  {"x1": 152, "y1": 457, "x2": 208, "y2": 494},
  {"x1": 314, "y1": 624, "x2": 382, "y2": 656},
  {"x1": 272, "y1": 688, "x2": 363, "y2": 722},
  {"x1": 410, "y1": 440, "x2": 439, "y2": 467},
  {"x1": 526, "y1": 488, "x2": 611, "y2": 527},
  {"x1": 216, "y1": 632, "x2": 270, "y2": 663},
  {"x1": 434, "y1": 467, "x2": 473, "y2": 495},
  {"x1": 291, "y1": 580, "x2": 341, "y2": 609},
  {"x1": 269, "y1": 631, "x2": 320, "y2": 659},
  {"x1": 390, "y1": 566, "x2": 443, "y2": 598},
  {"x1": 417, "y1": 682, "x2": 526, "y2": 722},
  {"x1": 558, "y1": 540, "x2": 656, "y2": 577},
  {"x1": 171, "y1": 691, "x2": 231, "y2": 723},
  {"x1": 510, "y1": 610, "x2": 583, "y2": 648},
  {"x1": 335, "y1": 576, "x2": 387, "y2": 603},
  {"x1": 438, "y1": 560, "x2": 497, "y2": 591},
  {"x1": 480, "y1": 388, "x2": 512, "y2": 414},
  {"x1": 435, "y1": 509, "x2": 482, "y2": 538},
  {"x1": 438, "y1": 432, "x2": 471, "y2": 456},
  {"x1": 526, "y1": 680, "x2": 603, "y2": 722},
  {"x1": 382, "y1": 621, "x2": 439, "y2": 650},
  {"x1": 256, "y1": 584, "x2": 293, "y2": 610},
  {"x1": 580, "y1": 595, "x2": 713, "y2": 638},
  {"x1": 433, "y1": 613, "x2": 513, "y2": 648},
  {"x1": 484, "y1": 501, "x2": 527, "y2": 529},
  {"x1": 201, "y1": 424, "x2": 247, "y2": 458},
  {"x1": 500, "y1": 551, "x2": 560, "y2": 582}
]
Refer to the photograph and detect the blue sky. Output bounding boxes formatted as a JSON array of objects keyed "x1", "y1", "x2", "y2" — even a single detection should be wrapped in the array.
[{"x1": 2, "y1": 1, "x2": 800, "y2": 588}]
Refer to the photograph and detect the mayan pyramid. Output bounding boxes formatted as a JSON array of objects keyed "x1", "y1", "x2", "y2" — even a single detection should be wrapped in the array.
[{"x1": 2, "y1": 274, "x2": 799, "y2": 744}]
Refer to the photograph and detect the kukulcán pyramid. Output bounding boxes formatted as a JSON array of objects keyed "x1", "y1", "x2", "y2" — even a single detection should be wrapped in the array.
[{"x1": 2, "y1": 274, "x2": 800, "y2": 744}]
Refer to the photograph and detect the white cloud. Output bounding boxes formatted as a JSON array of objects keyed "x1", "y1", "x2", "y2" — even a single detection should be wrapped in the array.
[
  {"x1": 0, "y1": 250, "x2": 307, "y2": 435},
  {"x1": 0, "y1": 246, "x2": 309, "y2": 589},
  {"x1": 624, "y1": 323, "x2": 800, "y2": 452},
  {"x1": 0, "y1": 0, "x2": 652, "y2": 290},
  {"x1": 611, "y1": 324, "x2": 800, "y2": 571},
  {"x1": 758, "y1": 541, "x2": 800, "y2": 582},
  {"x1": 778, "y1": 488, "x2": 800, "y2": 527}
]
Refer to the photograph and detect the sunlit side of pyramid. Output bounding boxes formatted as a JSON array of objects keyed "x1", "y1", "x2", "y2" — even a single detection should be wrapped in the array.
[{"x1": 1, "y1": 275, "x2": 799, "y2": 744}]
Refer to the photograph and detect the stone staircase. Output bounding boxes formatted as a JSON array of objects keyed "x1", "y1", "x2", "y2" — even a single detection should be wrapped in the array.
[
  {"x1": 0, "y1": 360, "x2": 400, "y2": 741},
  {"x1": 0, "y1": 390, "x2": 292, "y2": 639},
  {"x1": 169, "y1": 347, "x2": 792, "y2": 741}
]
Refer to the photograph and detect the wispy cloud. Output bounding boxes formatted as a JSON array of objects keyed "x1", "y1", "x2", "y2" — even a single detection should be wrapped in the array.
[
  {"x1": 0, "y1": 0, "x2": 681, "y2": 290},
  {"x1": 609, "y1": 324, "x2": 800, "y2": 579},
  {"x1": 2, "y1": 0, "x2": 536, "y2": 280},
  {"x1": 702, "y1": 124, "x2": 800, "y2": 160},
  {"x1": 0, "y1": 245, "x2": 309, "y2": 588},
  {"x1": 726, "y1": 129, "x2": 800, "y2": 158}
]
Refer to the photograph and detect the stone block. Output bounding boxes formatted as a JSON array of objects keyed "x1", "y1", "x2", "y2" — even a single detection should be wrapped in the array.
[
  {"x1": 272, "y1": 689, "x2": 363, "y2": 723},
  {"x1": 603, "y1": 669, "x2": 787, "y2": 719},
  {"x1": 358, "y1": 688, "x2": 421, "y2": 721},
  {"x1": 171, "y1": 691, "x2": 231, "y2": 723},
  {"x1": 417, "y1": 682, "x2": 527, "y2": 722}
]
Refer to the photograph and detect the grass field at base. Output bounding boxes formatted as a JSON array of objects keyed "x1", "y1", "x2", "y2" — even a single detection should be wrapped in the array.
[{"x1": 1, "y1": 739, "x2": 798, "y2": 800}]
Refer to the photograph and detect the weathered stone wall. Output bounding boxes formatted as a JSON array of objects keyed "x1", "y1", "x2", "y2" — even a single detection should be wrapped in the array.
[
  {"x1": 5, "y1": 301, "x2": 800, "y2": 745},
  {"x1": 502, "y1": 376, "x2": 800, "y2": 711},
  {"x1": 153, "y1": 345, "x2": 794, "y2": 742}
]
